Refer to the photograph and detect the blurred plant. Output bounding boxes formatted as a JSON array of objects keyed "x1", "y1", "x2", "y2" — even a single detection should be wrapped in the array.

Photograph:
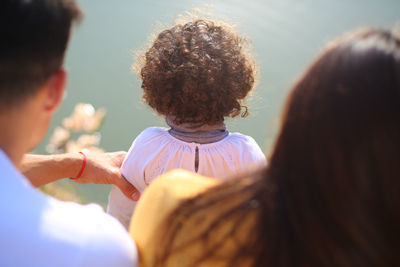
[
  {"x1": 46, "y1": 103, "x2": 106, "y2": 154},
  {"x1": 62, "y1": 103, "x2": 106, "y2": 132},
  {"x1": 42, "y1": 103, "x2": 106, "y2": 204}
]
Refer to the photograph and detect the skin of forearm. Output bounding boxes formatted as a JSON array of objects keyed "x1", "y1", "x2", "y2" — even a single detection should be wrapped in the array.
[{"x1": 20, "y1": 153, "x2": 83, "y2": 187}]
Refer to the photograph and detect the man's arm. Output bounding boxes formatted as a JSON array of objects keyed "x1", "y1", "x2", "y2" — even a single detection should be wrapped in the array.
[{"x1": 20, "y1": 152, "x2": 140, "y2": 201}]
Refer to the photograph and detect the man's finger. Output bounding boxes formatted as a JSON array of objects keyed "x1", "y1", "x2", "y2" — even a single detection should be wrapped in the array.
[
  {"x1": 117, "y1": 176, "x2": 140, "y2": 201},
  {"x1": 114, "y1": 151, "x2": 127, "y2": 168}
]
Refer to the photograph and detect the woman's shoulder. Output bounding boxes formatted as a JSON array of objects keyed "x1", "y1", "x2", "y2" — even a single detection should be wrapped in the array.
[
  {"x1": 130, "y1": 170, "x2": 260, "y2": 267},
  {"x1": 131, "y1": 170, "x2": 219, "y2": 226},
  {"x1": 130, "y1": 170, "x2": 220, "y2": 266},
  {"x1": 147, "y1": 169, "x2": 219, "y2": 193}
]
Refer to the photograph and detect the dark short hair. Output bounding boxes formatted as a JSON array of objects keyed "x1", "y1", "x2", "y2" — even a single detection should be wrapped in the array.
[
  {"x1": 0, "y1": 0, "x2": 82, "y2": 106},
  {"x1": 137, "y1": 19, "x2": 255, "y2": 125}
]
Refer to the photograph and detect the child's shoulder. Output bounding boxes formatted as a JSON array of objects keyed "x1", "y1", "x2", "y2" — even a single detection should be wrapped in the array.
[
  {"x1": 139, "y1": 126, "x2": 168, "y2": 135},
  {"x1": 125, "y1": 127, "x2": 169, "y2": 150},
  {"x1": 225, "y1": 132, "x2": 264, "y2": 153},
  {"x1": 134, "y1": 126, "x2": 169, "y2": 141},
  {"x1": 123, "y1": 127, "x2": 170, "y2": 167},
  {"x1": 226, "y1": 132, "x2": 258, "y2": 144},
  {"x1": 224, "y1": 132, "x2": 266, "y2": 164}
]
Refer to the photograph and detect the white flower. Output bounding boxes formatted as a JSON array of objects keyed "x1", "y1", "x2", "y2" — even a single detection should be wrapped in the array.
[
  {"x1": 46, "y1": 127, "x2": 70, "y2": 154},
  {"x1": 76, "y1": 133, "x2": 101, "y2": 147},
  {"x1": 47, "y1": 103, "x2": 106, "y2": 154},
  {"x1": 65, "y1": 140, "x2": 104, "y2": 154},
  {"x1": 62, "y1": 103, "x2": 106, "y2": 132},
  {"x1": 65, "y1": 133, "x2": 104, "y2": 154}
]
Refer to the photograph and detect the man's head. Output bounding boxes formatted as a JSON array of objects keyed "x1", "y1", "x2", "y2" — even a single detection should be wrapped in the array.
[
  {"x1": 0, "y1": 0, "x2": 82, "y2": 105},
  {"x1": 0, "y1": 0, "x2": 82, "y2": 163}
]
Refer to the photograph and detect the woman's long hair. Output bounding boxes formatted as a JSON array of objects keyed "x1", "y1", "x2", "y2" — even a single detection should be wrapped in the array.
[
  {"x1": 264, "y1": 28, "x2": 400, "y2": 266},
  {"x1": 158, "y1": 28, "x2": 400, "y2": 267}
]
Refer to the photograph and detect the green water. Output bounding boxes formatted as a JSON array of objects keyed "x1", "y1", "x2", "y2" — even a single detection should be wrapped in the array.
[{"x1": 34, "y1": 0, "x2": 400, "y2": 206}]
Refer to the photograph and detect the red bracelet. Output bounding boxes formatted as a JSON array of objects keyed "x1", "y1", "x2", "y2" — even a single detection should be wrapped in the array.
[{"x1": 70, "y1": 151, "x2": 86, "y2": 180}]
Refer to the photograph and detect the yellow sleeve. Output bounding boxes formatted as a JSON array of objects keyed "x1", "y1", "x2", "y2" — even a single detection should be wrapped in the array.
[{"x1": 129, "y1": 169, "x2": 219, "y2": 267}]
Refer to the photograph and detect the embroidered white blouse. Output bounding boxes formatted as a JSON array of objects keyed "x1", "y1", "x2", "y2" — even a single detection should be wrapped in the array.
[{"x1": 107, "y1": 127, "x2": 266, "y2": 229}]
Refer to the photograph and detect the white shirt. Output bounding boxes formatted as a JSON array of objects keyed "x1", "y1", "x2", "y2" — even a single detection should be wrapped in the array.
[
  {"x1": 108, "y1": 127, "x2": 266, "y2": 229},
  {"x1": 0, "y1": 149, "x2": 137, "y2": 267}
]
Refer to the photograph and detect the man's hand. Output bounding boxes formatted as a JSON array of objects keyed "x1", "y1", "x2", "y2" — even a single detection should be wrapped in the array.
[
  {"x1": 75, "y1": 151, "x2": 140, "y2": 201},
  {"x1": 21, "y1": 151, "x2": 140, "y2": 201}
]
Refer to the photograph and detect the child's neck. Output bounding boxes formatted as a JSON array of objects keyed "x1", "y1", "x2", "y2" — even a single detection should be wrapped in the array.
[{"x1": 166, "y1": 116, "x2": 228, "y2": 144}]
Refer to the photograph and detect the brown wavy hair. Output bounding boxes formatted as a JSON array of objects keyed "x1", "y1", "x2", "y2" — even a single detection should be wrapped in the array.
[
  {"x1": 154, "y1": 28, "x2": 400, "y2": 266},
  {"x1": 136, "y1": 19, "x2": 256, "y2": 125}
]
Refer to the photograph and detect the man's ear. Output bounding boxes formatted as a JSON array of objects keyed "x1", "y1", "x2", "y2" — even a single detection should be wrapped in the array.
[{"x1": 43, "y1": 69, "x2": 67, "y2": 113}]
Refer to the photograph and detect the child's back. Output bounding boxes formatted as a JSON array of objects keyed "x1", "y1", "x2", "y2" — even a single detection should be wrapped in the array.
[{"x1": 108, "y1": 19, "x2": 266, "y2": 229}]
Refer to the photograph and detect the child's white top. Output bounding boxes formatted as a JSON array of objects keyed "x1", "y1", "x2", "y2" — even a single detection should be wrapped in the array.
[{"x1": 108, "y1": 127, "x2": 266, "y2": 229}]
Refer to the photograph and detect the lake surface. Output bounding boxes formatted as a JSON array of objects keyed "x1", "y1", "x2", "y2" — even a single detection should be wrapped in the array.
[{"x1": 34, "y1": 0, "x2": 400, "y2": 206}]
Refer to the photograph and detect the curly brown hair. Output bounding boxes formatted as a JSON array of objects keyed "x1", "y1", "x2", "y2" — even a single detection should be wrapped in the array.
[{"x1": 136, "y1": 19, "x2": 256, "y2": 125}]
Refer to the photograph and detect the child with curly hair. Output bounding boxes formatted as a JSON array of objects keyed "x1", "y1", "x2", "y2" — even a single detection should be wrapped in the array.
[{"x1": 107, "y1": 19, "x2": 266, "y2": 229}]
